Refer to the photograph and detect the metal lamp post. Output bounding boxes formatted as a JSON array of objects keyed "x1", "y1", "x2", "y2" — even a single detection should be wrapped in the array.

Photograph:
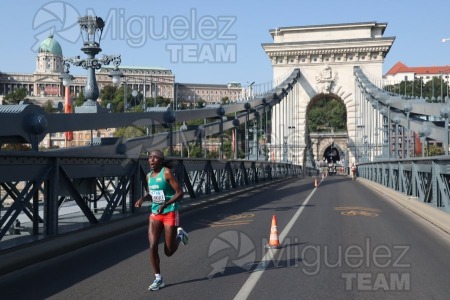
[
  {"x1": 262, "y1": 98, "x2": 269, "y2": 161},
  {"x1": 163, "y1": 109, "x2": 176, "y2": 156},
  {"x1": 131, "y1": 89, "x2": 138, "y2": 108},
  {"x1": 232, "y1": 119, "x2": 240, "y2": 159},
  {"x1": 244, "y1": 102, "x2": 251, "y2": 159},
  {"x1": 385, "y1": 98, "x2": 394, "y2": 159},
  {"x1": 379, "y1": 106, "x2": 388, "y2": 158},
  {"x1": 217, "y1": 105, "x2": 226, "y2": 159},
  {"x1": 64, "y1": 15, "x2": 122, "y2": 113},
  {"x1": 180, "y1": 121, "x2": 188, "y2": 157},
  {"x1": 363, "y1": 135, "x2": 368, "y2": 162},
  {"x1": 253, "y1": 111, "x2": 260, "y2": 160},
  {"x1": 288, "y1": 125, "x2": 295, "y2": 162},
  {"x1": 418, "y1": 122, "x2": 432, "y2": 157},
  {"x1": 440, "y1": 105, "x2": 450, "y2": 155},
  {"x1": 128, "y1": 77, "x2": 148, "y2": 110},
  {"x1": 106, "y1": 66, "x2": 127, "y2": 113},
  {"x1": 60, "y1": 62, "x2": 74, "y2": 145},
  {"x1": 392, "y1": 115, "x2": 402, "y2": 159},
  {"x1": 403, "y1": 102, "x2": 413, "y2": 158}
]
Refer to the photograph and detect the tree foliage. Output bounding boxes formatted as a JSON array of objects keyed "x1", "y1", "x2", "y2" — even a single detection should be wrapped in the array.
[
  {"x1": 385, "y1": 77, "x2": 449, "y2": 102},
  {"x1": 307, "y1": 97, "x2": 347, "y2": 132},
  {"x1": 3, "y1": 88, "x2": 27, "y2": 104},
  {"x1": 427, "y1": 144, "x2": 444, "y2": 156},
  {"x1": 0, "y1": 143, "x2": 31, "y2": 151},
  {"x1": 42, "y1": 100, "x2": 57, "y2": 113}
]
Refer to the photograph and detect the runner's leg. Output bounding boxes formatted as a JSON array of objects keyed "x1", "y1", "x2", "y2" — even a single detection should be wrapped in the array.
[
  {"x1": 149, "y1": 217, "x2": 164, "y2": 274},
  {"x1": 164, "y1": 225, "x2": 179, "y2": 257}
]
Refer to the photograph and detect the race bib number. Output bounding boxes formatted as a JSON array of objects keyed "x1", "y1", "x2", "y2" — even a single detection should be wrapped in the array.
[{"x1": 150, "y1": 190, "x2": 165, "y2": 204}]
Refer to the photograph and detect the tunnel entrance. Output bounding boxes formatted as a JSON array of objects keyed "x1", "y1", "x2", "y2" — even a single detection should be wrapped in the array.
[{"x1": 324, "y1": 144, "x2": 341, "y2": 163}]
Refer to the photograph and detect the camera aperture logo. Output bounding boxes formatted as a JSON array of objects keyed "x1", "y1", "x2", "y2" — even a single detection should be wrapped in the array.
[
  {"x1": 165, "y1": 9, "x2": 237, "y2": 64},
  {"x1": 32, "y1": 3, "x2": 237, "y2": 64},
  {"x1": 207, "y1": 230, "x2": 255, "y2": 279},
  {"x1": 31, "y1": 1, "x2": 80, "y2": 52}
]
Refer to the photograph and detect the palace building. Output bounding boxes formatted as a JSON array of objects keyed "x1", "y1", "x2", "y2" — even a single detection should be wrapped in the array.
[{"x1": 0, "y1": 35, "x2": 244, "y2": 149}]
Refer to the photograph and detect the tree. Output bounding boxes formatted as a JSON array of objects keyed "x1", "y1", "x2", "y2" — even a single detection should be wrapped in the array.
[
  {"x1": 3, "y1": 88, "x2": 27, "y2": 104},
  {"x1": 100, "y1": 85, "x2": 118, "y2": 106},
  {"x1": 189, "y1": 143, "x2": 203, "y2": 158},
  {"x1": 307, "y1": 97, "x2": 347, "y2": 132},
  {"x1": 427, "y1": 144, "x2": 444, "y2": 156},
  {"x1": 385, "y1": 77, "x2": 449, "y2": 101},
  {"x1": 114, "y1": 126, "x2": 147, "y2": 139},
  {"x1": 75, "y1": 92, "x2": 85, "y2": 107},
  {"x1": 0, "y1": 143, "x2": 31, "y2": 151},
  {"x1": 43, "y1": 100, "x2": 56, "y2": 113}
]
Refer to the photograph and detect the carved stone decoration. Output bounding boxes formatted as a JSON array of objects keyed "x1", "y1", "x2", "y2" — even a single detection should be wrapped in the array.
[{"x1": 315, "y1": 65, "x2": 339, "y2": 94}]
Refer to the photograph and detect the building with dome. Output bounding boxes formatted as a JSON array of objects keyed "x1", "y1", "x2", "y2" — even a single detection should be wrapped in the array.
[
  {"x1": 0, "y1": 35, "x2": 177, "y2": 103},
  {"x1": 0, "y1": 35, "x2": 243, "y2": 106},
  {"x1": 0, "y1": 35, "x2": 64, "y2": 98},
  {"x1": 0, "y1": 35, "x2": 244, "y2": 148}
]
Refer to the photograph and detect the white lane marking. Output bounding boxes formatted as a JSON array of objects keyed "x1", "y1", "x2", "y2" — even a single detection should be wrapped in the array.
[{"x1": 233, "y1": 186, "x2": 318, "y2": 300}]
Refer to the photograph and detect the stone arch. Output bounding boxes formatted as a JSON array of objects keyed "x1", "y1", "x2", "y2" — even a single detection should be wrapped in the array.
[
  {"x1": 305, "y1": 92, "x2": 347, "y2": 131},
  {"x1": 262, "y1": 22, "x2": 394, "y2": 165},
  {"x1": 307, "y1": 92, "x2": 345, "y2": 112},
  {"x1": 316, "y1": 138, "x2": 345, "y2": 163}
]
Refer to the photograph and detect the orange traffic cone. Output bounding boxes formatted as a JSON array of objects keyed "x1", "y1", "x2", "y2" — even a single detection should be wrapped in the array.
[
  {"x1": 314, "y1": 177, "x2": 318, "y2": 188},
  {"x1": 265, "y1": 215, "x2": 282, "y2": 249}
]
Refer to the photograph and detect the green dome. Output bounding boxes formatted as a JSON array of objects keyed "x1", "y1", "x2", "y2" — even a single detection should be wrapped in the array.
[{"x1": 39, "y1": 35, "x2": 62, "y2": 56}]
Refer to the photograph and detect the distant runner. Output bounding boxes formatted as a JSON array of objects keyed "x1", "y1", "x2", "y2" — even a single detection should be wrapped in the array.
[{"x1": 351, "y1": 163, "x2": 357, "y2": 180}]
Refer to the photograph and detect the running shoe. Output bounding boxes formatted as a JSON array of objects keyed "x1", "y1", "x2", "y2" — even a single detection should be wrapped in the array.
[
  {"x1": 148, "y1": 278, "x2": 165, "y2": 291},
  {"x1": 177, "y1": 227, "x2": 189, "y2": 245}
]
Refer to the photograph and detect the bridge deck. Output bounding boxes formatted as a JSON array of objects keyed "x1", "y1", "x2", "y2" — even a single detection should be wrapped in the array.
[{"x1": 1, "y1": 175, "x2": 450, "y2": 299}]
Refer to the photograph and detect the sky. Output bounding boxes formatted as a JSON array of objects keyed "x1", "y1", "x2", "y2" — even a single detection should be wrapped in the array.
[{"x1": 1, "y1": 0, "x2": 450, "y2": 87}]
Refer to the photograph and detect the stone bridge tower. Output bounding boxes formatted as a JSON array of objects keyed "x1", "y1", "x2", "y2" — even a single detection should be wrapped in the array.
[{"x1": 262, "y1": 22, "x2": 395, "y2": 165}]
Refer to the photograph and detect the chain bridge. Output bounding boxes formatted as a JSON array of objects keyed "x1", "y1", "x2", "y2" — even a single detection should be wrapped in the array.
[{"x1": 0, "y1": 21, "x2": 449, "y2": 263}]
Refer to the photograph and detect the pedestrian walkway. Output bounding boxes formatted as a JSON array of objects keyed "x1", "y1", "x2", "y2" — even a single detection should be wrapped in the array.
[{"x1": 357, "y1": 177, "x2": 450, "y2": 235}]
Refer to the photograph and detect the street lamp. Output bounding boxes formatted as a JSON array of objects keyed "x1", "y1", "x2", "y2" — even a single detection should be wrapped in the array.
[
  {"x1": 363, "y1": 135, "x2": 368, "y2": 162},
  {"x1": 216, "y1": 105, "x2": 226, "y2": 159},
  {"x1": 247, "y1": 81, "x2": 255, "y2": 100},
  {"x1": 392, "y1": 115, "x2": 402, "y2": 159},
  {"x1": 244, "y1": 102, "x2": 251, "y2": 159},
  {"x1": 60, "y1": 62, "x2": 74, "y2": 144},
  {"x1": 418, "y1": 122, "x2": 432, "y2": 157},
  {"x1": 288, "y1": 125, "x2": 296, "y2": 163},
  {"x1": 385, "y1": 98, "x2": 394, "y2": 159},
  {"x1": 253, "y1": 111, "x2": 260, "y2": 160},
  {"x1": 261, "y1": 98, "x2": 269, "y2": 162},
  {"x1": 379, "y1": 106, "x2": 388, "y2": 158},
  {"x1": 163, "y1": 109, "x2": 176, "y2": 156},
  {"x1": 180, "y1": 121, "x2": 188, "y2": 157},
  {"x1": 64, "y1": 15, "x2": 122, "y2": 113},
  {"x1": 131, "y1": 89, "x2": 138, "y2": 108},
  {"x1": 440, "y1": 105, "x2": 450, "y2": 155},
  {"x1": 232, "y1": 119, "x2": 240, "y2": 159},
  {"x1": 403, "y1": 102, "x2": 413, "y2": 158}
]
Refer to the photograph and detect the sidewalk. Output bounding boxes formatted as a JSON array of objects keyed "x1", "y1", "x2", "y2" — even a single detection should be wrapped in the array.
[{"x1": 358, "y1": 177, "x2": 450, "y2": 236}]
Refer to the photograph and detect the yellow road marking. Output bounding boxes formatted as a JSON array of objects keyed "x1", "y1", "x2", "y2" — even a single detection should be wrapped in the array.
[
  {"x1": 334, "y1": 206, "x2": 381, "y2": 217},
  {"x1": 334, "y1": 206, "x2": 381, "y2": 212},
  {"x1": 199, "y1": 213, "x2": 255, "y2": 227}
]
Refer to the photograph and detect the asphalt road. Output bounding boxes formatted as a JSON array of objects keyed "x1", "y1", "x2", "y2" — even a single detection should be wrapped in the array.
[{"x1": 2, "y1": 175, "x2": 450, "y2": 299}]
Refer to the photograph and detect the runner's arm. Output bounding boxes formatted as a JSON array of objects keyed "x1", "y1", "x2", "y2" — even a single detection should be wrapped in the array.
[{"x1": 135, "y1": 174, "x2": 152, "y2": 208}]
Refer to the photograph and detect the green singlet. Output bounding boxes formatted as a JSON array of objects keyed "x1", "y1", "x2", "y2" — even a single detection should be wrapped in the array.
[{"x1": 147, "y1": 167, "x2": 178, "y2": 214}]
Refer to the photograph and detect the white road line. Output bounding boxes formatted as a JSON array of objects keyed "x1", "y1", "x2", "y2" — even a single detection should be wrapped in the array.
[{"x1": 233, "y1": 186, "x2": 318, "y2": 300}]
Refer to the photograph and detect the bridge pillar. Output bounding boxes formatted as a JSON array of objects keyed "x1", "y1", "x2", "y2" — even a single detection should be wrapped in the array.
[{"x1": 262, "y1": 22, "x2": 394, "y2": 165}]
